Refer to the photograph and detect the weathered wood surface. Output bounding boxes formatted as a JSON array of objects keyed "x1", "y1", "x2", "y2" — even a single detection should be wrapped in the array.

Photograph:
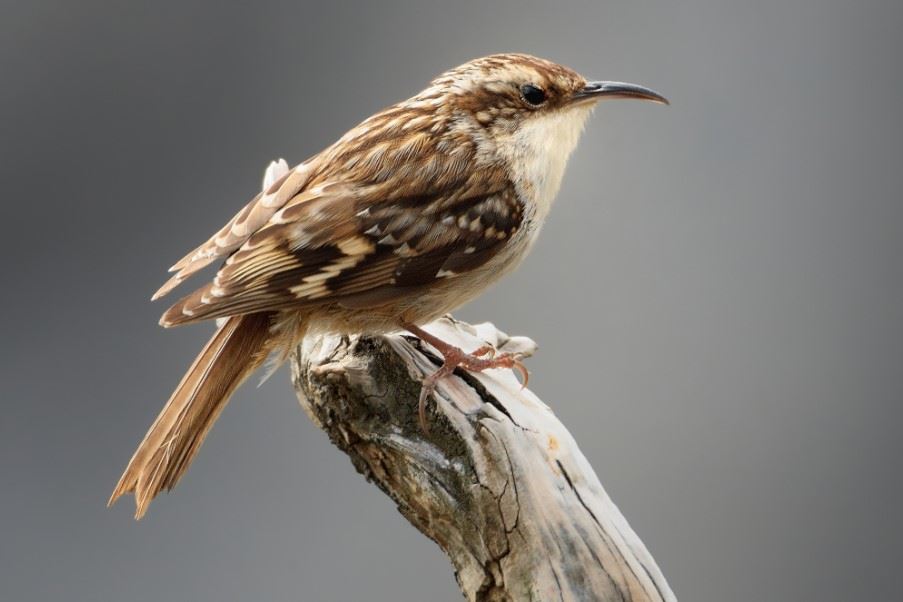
[{"x1": 291, "y1": 316, "x2": 676, "y2": 602}]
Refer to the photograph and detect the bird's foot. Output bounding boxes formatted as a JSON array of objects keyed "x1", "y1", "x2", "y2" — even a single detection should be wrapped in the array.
[{"x1": 401, "y1": 322, "x2": 528, "y2": 432}]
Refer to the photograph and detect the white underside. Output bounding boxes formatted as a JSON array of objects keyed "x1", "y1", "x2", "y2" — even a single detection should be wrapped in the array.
[{"x1": 500, "y1": 104, "x2": 594, "y2": 223}]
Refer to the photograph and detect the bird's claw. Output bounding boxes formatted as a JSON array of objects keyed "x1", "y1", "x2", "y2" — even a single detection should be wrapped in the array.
[
  {"x1": 416, "y1": 344, "x2": 530, "y2": 433},
  {"x1": 471, "y1": 344, "x2": 496, "y2": 359}
]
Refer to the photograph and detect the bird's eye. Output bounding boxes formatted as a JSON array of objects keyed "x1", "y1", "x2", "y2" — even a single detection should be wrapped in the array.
[{"x1": 520, "y1": 84, "x2": 547, "y2": 106}]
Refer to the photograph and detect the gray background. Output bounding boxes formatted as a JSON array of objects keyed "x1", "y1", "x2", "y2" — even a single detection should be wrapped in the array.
[{"x1": 2, "y1": 0, "x2": 901, "y2": 600}]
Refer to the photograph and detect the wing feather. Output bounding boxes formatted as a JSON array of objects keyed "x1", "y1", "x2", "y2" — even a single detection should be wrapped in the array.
[
  {"x1": 160, "y1": 183, "x2": 522, "y2": 326},
  {"x1": 152, "y1": 160, "x2": 311, "y2": 300}
]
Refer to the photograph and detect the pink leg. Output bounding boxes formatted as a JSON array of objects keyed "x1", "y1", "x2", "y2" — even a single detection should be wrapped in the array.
[{"x1": 401, "y1": 321, "x2": 529, "y2": 432}]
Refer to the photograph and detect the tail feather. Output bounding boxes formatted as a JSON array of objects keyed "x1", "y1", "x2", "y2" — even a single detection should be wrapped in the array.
[{"x1": 109, "y1": 312, "x2": 274, "y2": 519}]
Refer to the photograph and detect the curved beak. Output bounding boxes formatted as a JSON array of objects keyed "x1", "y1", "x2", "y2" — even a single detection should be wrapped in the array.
[{"x1": 572, "y1": 81, "x2": 669, "y2": 105}]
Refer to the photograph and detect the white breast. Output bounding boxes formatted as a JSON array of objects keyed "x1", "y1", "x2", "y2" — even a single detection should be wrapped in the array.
[{"x1": 499, "y1": 105, "x2": 594, "y2": 224}]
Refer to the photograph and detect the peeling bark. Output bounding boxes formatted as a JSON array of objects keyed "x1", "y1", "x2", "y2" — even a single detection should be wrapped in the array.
[{"x1": 291, "y1": 316, "x2": 676, "y2": 602}]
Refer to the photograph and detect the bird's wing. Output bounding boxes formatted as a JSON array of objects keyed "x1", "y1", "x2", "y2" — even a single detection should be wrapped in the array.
[
  {"x1": 159, "y1": 175, "x2": 522, "y2": 326},
  {"x1": 153, "y1": 159, "x2": 312, "y2": 300}
]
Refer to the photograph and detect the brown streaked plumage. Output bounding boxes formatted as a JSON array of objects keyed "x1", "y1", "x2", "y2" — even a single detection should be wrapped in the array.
[{"x1": 110, "y1": 53, "x2": 667, "y2": 518}]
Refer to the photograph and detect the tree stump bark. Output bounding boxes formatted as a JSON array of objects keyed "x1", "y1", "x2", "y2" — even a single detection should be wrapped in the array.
[{"x1": 291, "y1": 316, "x2": 676, "y2": 602}]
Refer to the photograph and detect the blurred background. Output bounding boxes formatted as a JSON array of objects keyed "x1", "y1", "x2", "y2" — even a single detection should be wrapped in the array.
[{"x1": 2, "y1": 0, "x2": 902, "y2": 600}]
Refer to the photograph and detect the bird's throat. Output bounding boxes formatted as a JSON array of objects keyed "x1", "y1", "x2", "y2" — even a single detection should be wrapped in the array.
[{"x1": 500, "y1": 105, "x2": 593, "y2": 222}]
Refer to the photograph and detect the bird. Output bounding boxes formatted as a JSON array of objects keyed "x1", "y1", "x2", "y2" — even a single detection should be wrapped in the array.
[{"x1": 109, "y1": 53, "x2": 667, "y2": 519}]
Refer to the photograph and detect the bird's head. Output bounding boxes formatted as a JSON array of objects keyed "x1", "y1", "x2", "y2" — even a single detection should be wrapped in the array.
[
  {"x1": 425, "y1": 53, "x2": 667, "y2": 135},
  {"x1": 421, "y1": 53, "x2": 668, "y2": 208}
]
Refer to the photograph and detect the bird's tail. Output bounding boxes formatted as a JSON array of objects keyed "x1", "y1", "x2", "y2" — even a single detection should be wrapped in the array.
[{"x1": 109, "y1": 312, "x2": 275, "y2": 519}]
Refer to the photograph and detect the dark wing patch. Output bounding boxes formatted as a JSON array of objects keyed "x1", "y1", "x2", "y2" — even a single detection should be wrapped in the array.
[
  {"x1": 332, "y1": 187, "x2": 522, "y2": 292},
  {"x1": 161, "y1": 186, "x2": 522, "y2": 326}
]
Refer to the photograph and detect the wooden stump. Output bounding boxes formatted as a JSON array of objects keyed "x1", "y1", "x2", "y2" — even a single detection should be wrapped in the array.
[{"x1": 291, "y1": 316, "x2": 676, "y2": 602}]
